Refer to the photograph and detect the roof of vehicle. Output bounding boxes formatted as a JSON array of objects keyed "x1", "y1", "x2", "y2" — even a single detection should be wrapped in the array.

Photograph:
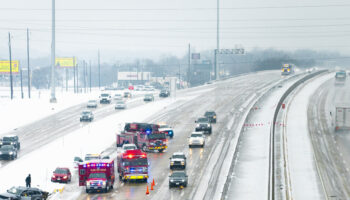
[
  {"x1": 205, "y1": 111, "x2": 216, "y2": 114},
  {"x1": 2, "y1": 135, "x2": 17, "y2": 138},
  {"x1": 82, "y1": 110, "x2": 92, "y2": 113},
  {"x1": 172, "y1": 152, "x2": 185, "y2": 156},
  {"x1": 0, "y1": 145, "x2": 16, "y2": 149},
  {"x1": 191, "y1": 131, "x2": 204, "y2": 135},
  {"x1": 122, "y1": 144, "x2": 137, "y2": 148}
]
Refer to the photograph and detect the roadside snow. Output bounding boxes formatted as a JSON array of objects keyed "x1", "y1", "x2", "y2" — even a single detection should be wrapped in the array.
[
  {"x1": 285, "y1": 74, "x2": 333, "y2": 199},
  {"x1": 0, "y1": 87, "x2": 152, "y2": 135}
]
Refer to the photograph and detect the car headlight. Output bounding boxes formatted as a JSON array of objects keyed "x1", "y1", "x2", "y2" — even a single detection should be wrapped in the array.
[
  {"x1": 0, "y1": 152, "x2": 2, "y2": 155},
  {"x1": 170, "y1": 179, "x2": 174, "y2": 182},
  {"x1": 170, "y1": 161, "x2": 174, "y2": 165},
  {"x1": 208, "y1": 124, "x2": 211, "y2": 127},
  {"x1": 196, "y1": 124, "x2": 200, "y2": 127},
  {"x1": 10, "y1": 142, "x2": 15, "y2": 145},
  {"x1": 181, "y1": 180, "x2": 185, "y2": 182},
  {"x1": 9, "y1": 152, "x2": 13, "y2": 155},
  {"x1": 63, "y1": 176, "x2": 67, "y2": 179},
  {"x1": 102, "y1": 181, "x2": 106, "y2": 186},
  {"x1": 181, "y1": 161, "x2": 185, "y2": 165},
  {"x1": 86, "y1": 181, "x2": 91, "y2": 185}
]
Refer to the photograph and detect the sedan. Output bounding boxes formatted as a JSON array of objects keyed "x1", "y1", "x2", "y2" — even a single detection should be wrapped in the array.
[
  {"x1": 51, "y1": 167, "x2": 72, "y2": 183},
  {"x1": 115, "y1": 100, "x2": 126, "y2": 109}
]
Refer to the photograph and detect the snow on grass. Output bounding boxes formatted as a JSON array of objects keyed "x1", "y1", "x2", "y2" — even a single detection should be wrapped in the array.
[{"x1": 0, "y1": 87, "x2": 156, "y2": 135}]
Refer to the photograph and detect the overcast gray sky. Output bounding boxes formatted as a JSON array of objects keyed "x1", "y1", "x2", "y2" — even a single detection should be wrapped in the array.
[{"x1": 0, "y1": 0, "x2": 349, "y2": 62}]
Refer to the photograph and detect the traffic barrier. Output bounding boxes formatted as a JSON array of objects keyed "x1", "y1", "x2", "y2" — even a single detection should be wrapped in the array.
[{"x1": 146, "y1": 185, "x2": 150, "y2": 195}]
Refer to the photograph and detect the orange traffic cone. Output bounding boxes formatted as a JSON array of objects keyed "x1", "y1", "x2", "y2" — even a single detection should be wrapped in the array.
[
  {"x1": 152, "y1": 178, "x2": 155, "y2": 186},
  {"x1": 146, "y1": 185, "x2": 150, "y2": 195},
  {"x1": 151, "y1": 183, "x2": 154, "y2": 190}
]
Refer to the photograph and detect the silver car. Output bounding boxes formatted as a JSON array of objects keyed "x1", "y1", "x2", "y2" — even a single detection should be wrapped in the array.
[{"x1": 115, "y1": 100, "x2": 126, "y2": 109}]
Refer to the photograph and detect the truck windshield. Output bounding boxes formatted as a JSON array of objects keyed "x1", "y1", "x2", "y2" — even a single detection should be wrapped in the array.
[
  {"x1": 147, "y1": 133, "x2": 166, "y2": 140},
  {"x1": 191, "y1": 134, "x2": 203, "y2": 137},
  {"x1": 197, "y1": 118, "x2": 208, "y2": 123},
  {"x1": 122, "y1": 158, "x2": 148, "y2": 166},
  {"x1": 88, "y1": 173, "x2": 106, "y2": 179},
  {"x1": 101, "y1": 94, "x2": 109, "y2": 97}
]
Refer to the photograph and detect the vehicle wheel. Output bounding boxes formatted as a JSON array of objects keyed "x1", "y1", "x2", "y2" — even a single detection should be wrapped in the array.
[
  {"x1": 86, "y1": 189, "x2": 89, "y2": 193},
  {"x1": 189, "y1": 145, "x2": 192, "y2": 148},
  {"x1": 18, "y1": 144, "x2": 20, "y2": 150},
  {"x1": 202, "y1": 144, "x2": 204, "y2": 148},
  {"x1": 170, "y1": 135, "x2": 173, "y2": 139},
  {"x1": 110, "y1": 184, "x2": 114, "y2": 189},
  {"x1": 184, "y1": 183, "x2": 187, "y2": 187},
  {"x1": 104, "y1": 186, "x2": 109, "y2": 193}
]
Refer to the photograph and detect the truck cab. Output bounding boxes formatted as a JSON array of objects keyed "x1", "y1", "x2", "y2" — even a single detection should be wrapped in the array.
[
  {"x1": 78, "y1": 159, "x2": 115, "y2": 193},
  {"x1": 116, "y1": 123, "x2": 168, "y2": 152}
]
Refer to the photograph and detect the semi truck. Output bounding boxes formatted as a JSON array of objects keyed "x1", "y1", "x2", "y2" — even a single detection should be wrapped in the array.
[
  {"x1": 116, "y1": 122, "x2": 168, "y2": 152},
  {"x1": 78, "y1": 159, "x2": 115, "y2": 193},
  {"x1": 335, "y1": 106, "x2": 350, "y2": 130},
  {"x1": 117, "y1": 149, "x2": 148, "y2": 182}
]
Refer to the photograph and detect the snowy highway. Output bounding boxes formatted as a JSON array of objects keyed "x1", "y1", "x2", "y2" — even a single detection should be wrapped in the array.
[
  {"x1": 308, "y1": 75, "x2": 350, "y2": 199},
  {"x1": 1, "y1": 70, "x2": 349, "y2": 200}
]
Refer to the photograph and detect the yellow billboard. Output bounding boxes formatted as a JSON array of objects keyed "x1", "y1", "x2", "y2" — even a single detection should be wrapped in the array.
[
  {"x1": 0, "y1": 61, "x2": 19, "y2": 73},
  {"x1": 55, "y1": 57, "x2": 76, "y2": 68}
]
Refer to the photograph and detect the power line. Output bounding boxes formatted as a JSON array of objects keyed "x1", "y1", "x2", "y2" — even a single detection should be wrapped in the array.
[{"x1": 1, "y1": 4, "x2": 350, "y2": 11}]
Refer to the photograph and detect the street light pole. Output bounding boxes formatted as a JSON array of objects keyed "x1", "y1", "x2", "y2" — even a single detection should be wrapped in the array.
[
  {"x1": 27, "y1": 28, "x2": 31, "y2": 98},
  {"x1": 50, "y1": 0, "x2": 56, "y2": 102},
  {"x1": 8, "y1": 32, "x2": 13, "y2": 100},
  {"x1": 215, "y1": 0, "x2": 220, "y2": 80}
]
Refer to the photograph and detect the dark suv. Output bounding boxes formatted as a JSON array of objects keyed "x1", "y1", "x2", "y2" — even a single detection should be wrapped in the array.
[
  {"x1": 1, "y1": 135, "x2": 20, "y2": 150},
  {"x1": 0, "y1": 186, "x2": 49, "y2": 200},
  {"x1": 169, "y1": 171, "x2": 188, "y2": 188},
  {"x1": 195, "y1": 117, "x2": 212, "y2": 134},
  {"x1": 204, "y1": 111, "x2": 217, "y2": 123}
]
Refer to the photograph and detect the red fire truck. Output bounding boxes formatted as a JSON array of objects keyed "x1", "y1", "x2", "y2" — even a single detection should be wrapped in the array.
[
  {"x1": 116, "y1": 122, "x2": 168, "y2": 152},
  {"x1": 117, "y1": 149, "x2": 148, "y2": 182},
  {"x1": 78, "y1": 159, "x2": 115, "y2": 193}
]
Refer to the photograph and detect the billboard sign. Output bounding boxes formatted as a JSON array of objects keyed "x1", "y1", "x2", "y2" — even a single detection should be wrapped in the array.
[
  {"x1": 55, "y1": 57, "x2": 76, "y2": 68},
  {"x1": 118, "y1": 72, "x2": 151, "y2": 81},
  {"x1": 0, "y1": 60, "x2": 19, "y2": 74}
]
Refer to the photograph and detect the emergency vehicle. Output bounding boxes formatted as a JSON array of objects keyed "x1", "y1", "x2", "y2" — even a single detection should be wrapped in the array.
[
  {"x1": 116, "y1": 123, "x2": 168, "y2": 152},
  {"x1": 78, "y1": 159, "x2": 115, "y2": 193},
  {"x1": 117, "y1": 149, "x2": 148, "y2": 182}
]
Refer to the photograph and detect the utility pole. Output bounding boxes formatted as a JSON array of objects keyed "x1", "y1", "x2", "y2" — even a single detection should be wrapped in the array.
[
  {"x1": 187, "y1": 43, "x2": 191, "y2": 87},
  {"x1": 8, "y1": 32, "x2": 13, "y2": 100},
  {"x1": 83, "y1": 60, "x2": 87, "y2": 93},
  {"x1": 65, "y1": 68, "x2": 68, "y2": 92},
  {"x1": 50, "y1": 0, "x2": 56, "y2": 103},
  {"x1": 215, "y1": 0, "x2": 220, "y2": 80},
  {"x1": 27, "y1": 28, "x2": 31, "y2": 98},
  {"x1": 20, "y1": 66, "x2": 23, "y2": 99},
  {"x1": 76, "y1": 63, "x2": 79, "y2": 93},
  {"x1": 98, "y1": 50, "x2": 101, "y2": 89},
  {"x1": 89, "y1": 60, "x2": 91, "y2": 92},
  {"x1": 73, "y1": 57, "x2": 76, "y2": 93}
]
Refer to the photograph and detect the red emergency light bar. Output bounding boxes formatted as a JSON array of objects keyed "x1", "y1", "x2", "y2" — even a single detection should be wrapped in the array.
[{"x1": 122, "y1": 149, "x2": 147, "y2": 159}]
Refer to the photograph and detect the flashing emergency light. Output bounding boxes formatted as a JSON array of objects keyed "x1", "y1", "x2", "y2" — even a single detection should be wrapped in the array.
[
  {"x1": 83, "y1": 164, "x2": 87, "y2": 168},
  {"x1": 128, "y1": 154, "x2": 133, "y2": 159},
  {"x1": 107, "y1": 164, "x2": 110, "y2": 167},
  {"x1": 146, "y1": 129, "x2": 152, "y2": 134}
]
